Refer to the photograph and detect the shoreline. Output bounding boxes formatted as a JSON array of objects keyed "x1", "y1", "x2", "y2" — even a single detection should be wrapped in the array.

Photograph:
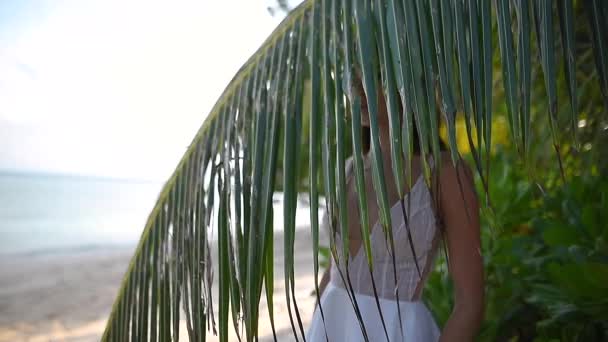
[
  {"x1": 0, "y1": 228, "x2": 325, "y2": 341},
  {"x1": 0, "y1": 243, "x2": 137, "y2": 259}
]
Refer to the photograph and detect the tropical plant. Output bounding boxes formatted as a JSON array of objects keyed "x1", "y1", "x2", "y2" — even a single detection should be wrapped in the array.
[
  {"x1": 102, "y1": 0, "x2": 608, "y2": 341},
  {"x1": 424, "y1": 145, "x2": 608, "y2": 341}
]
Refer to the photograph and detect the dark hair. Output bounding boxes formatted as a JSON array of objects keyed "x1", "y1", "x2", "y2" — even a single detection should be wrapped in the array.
[
  {"x1": 356, "y1": 65, "x2": 447, "y2": 156},
  {"x1": 360, "y1": 117, "x2": 446, "y2": 156}
]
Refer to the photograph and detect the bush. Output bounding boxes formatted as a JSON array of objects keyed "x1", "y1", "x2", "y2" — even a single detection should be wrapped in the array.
[{"x1": 425, "y1": 150, "x2": 608, "y2": 341}]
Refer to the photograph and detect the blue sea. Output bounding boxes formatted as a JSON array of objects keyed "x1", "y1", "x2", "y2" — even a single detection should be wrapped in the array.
[{"x1": 0, "y1": 172, "x2": 163, "y2": 255}]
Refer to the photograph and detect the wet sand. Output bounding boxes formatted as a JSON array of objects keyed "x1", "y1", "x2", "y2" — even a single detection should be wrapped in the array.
[{"x1": 0, "y1": 228, "x2": 325, "y2": 341}]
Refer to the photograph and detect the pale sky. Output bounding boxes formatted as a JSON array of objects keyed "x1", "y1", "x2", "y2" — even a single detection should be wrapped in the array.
[{"x1": 0, "y1": 0, "x2": 301, "y2": 180}]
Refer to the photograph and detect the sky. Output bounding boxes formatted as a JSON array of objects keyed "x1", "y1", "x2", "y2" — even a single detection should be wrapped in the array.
[{"x1": 0, "y1": 0, "x2": 301, "y2": 181}]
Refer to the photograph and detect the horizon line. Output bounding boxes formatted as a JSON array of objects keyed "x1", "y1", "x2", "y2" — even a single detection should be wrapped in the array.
[{"x1": 0, "y1": 168, "x2": 165, "y2": 184}]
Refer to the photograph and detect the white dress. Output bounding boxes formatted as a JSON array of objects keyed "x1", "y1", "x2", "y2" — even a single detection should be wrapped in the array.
[{"x1": 306, "y1": 160, "x2": 442, "y2": 341}]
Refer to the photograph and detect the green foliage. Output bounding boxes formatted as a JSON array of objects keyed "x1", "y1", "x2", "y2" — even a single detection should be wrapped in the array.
[
  {"x1": 425, "y1": 149, "x2": 608, "y2": 341},
  {"x1": 102, "y1": 0, "x2": 608, "y2": 340}
]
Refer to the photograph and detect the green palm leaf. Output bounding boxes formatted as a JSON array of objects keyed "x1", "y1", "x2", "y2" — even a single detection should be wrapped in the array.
[{"x1": 102, "y1": 0, "x2": 608, "y2": 341}]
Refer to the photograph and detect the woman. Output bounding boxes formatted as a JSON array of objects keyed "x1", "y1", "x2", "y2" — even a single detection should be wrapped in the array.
[{"x1": 306, "y1": 73, "x2": 484, "y2": 341}]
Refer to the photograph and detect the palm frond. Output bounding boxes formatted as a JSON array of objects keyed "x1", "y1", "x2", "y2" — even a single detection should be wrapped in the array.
[{"x1": 102, "y1": 0, "x2": 608, "y2": 341}]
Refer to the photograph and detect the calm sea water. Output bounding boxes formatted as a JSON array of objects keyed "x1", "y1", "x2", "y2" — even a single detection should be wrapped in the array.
[
  {"x1": 0, "y1": 173, "x2": 316, "y2": 256},
  {"x1": 0, "y1": 173, "x2": 162, "y2": 255}
]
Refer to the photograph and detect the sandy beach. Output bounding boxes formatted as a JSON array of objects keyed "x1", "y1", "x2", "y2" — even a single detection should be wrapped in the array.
[{"x1": 0, "y1": 228, "x2": 325, "y2": 342}]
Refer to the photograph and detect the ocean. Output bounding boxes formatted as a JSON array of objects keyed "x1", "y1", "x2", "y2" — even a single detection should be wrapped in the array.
[
  {"x1": 0, "y1": 172, "x2": 162, "y2": 255},
  {"x1": 0, "y1": 172, "x2": 316, "y2": 256}
]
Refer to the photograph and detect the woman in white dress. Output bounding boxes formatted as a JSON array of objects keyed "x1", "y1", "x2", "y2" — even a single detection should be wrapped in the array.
[{"x1": 306, "y1": 74, "x2": 484, "y2": 341}]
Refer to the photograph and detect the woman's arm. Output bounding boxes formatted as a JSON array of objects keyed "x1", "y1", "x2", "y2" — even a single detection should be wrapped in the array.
[
  {"x1": 316, "y1": 211, "x2": 334, "y2": 301},
  {"x1": 318, "y1": 257, "x2": 331, "y2": 299},
  {"x1": 438, "y1": 159, "x2": 484, "y2": 342}
]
